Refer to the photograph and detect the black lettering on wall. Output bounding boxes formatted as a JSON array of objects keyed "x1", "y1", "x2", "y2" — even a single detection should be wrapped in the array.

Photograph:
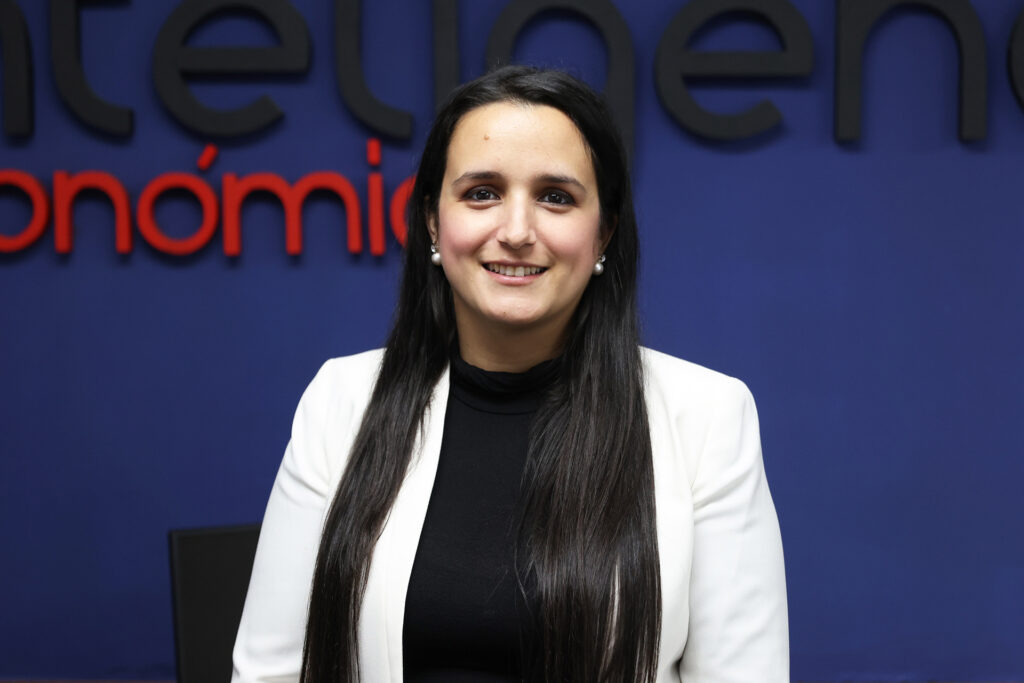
[
  {"x1": 335, "y1": 0, "x2": 412, "y2": 139},
  {"x1": 433, "y1": 0, "x2": 460, "y2": 113},
  {"x1": 50, "y1": 0, "x2": 133, "y2": 137},
  {"x1": 153, "y1": 0, "x2": 310, "y2": 138},
  {"x1": 0, "y1": 0, "x2": 32, "y2": 138},
  {"x1": 836, "y1": 0, "x2": 987, "y2": 142},
  {"x1": 654, "y1": 0, "x2": 813, "y2": 141},
  {"x1": 1008, "y1": 8, "x2": 1024, "y2": 112},
  {"x1": 486, "y1": 0, "x2": 635, "y2": 153}
]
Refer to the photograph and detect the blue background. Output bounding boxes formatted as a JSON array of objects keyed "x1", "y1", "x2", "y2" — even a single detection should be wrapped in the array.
[{"x1": 1, "y1": 0, "x2": 1022, "y2": 679}]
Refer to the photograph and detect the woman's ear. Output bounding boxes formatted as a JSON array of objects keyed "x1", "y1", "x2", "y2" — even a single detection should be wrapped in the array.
[
  {"x1": 599, "y1": 216, "x2": 617, "y2": 253},
  {"x1": 426, "y1": 199, "x2": 439, "y2": 243}
]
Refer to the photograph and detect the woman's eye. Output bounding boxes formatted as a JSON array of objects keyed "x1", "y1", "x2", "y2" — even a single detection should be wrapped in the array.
[
  {"x1": 541, "y1": 190, "x2": 574, "y2": 205},
  {"x1": 467, "y1": 188, "x2": 498, "y2": 201}
]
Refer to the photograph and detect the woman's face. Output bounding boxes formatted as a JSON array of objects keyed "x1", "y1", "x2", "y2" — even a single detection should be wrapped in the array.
[{"x1": 431, "y1": 101, "x2": 605, "y2": 359}]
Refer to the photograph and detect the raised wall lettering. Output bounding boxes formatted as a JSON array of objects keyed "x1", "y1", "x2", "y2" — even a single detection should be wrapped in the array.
[
  {"x1": 0, "y1": 0, "x2": 33, "y2": 138},
  {"x1": 433, "y1": 0, "x2": 460, "y2": 113},
  {"x1": 0, "y1": 170, "x2": 49, "y2": 251},
  {"x1": 655, "y1": 0, "x2": 813, "y2": 141},
  {"x1": 389, "y1": 175, "x2": 414, "y2": 247},
  {"x1": 50, "y1": 0, "x2": 133, "y2": 137},
  {"x1": 335, "y1": 0, "x2": 412, "y2": 139},
  {"x1": 53, "y1": 170, "x2": 132, "y2": 253},
  {"x1": 222, "y1": 171, "x2": 363, "y2": 255},
  {"x1": 486, "y1": 0, "x2": 635, "y2": 152},
  {"x1": 153, "y1": 0, "x2": 311, "y2": 138},
  {"x1": 836, "y1": 0, "x2": 987, "y2": 142},
  {"x1": 137, "y1": 171, "x2": 219, "y2": 255},
  {"x1": 1008, "y1": 7, "x2": 1024, "y2": 111}
]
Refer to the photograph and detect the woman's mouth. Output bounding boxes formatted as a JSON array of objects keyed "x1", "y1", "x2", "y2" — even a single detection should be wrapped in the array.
[{"x1": 484, "y1": 264, "x2": 547, "y2": 277}]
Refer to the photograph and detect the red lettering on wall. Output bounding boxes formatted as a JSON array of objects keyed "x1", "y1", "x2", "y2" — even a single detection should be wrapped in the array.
[
  {"x1": 366, "y1": 138, "x2": 381, "y2": 166},
  {"x1": 221, "y1": 171, "x2": 363, "y2": 255},
  {"x1": 53, "y1": 171, "x2": 133, "y2": 253},
  {"x1": 137, "y1": 172, "x2": 219, "y2": 255},
  {"x1": 389, "y1": 175, "x2": 415, "y2": 247},
  {"x1": 367, "y1": 138, "x2": 385, "y2": 256},
  {"x1": 0, "y1": 170, "x2": 50, "y2": 252},
  {"x1": 197, "y1": 144, "x2": 219, "y2": 171},
  {"x1": 0, "y1": 139, "x2": 411, "y2": 258}
]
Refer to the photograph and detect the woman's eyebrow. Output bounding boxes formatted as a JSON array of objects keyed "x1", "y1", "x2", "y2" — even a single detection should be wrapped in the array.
[
  {"x1": 451, "y1": 170, "x2": 501, "y2": 186},
  {"x1": 535, "y1": 174, "x2": 586, "y2": 193},
  {"x1": 451, "y1": 171, "x2": 585, "y2": 190}
]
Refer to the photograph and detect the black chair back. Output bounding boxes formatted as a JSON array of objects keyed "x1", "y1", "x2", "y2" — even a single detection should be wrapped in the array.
[{"x1": 168, "y1": 524, "x2": 260, "y2": 683}]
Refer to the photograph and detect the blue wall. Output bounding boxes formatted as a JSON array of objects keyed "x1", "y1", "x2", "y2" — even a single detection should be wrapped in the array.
[{"x1": 1, "y1": 0, "x2": 1021, "y2": 679}]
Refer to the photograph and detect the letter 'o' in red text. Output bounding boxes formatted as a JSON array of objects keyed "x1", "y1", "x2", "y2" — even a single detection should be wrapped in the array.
[
  {"x1": 137, "y1": 172, "x2": 219, "y2": 255},
  {"x1": 0, "y1": 171, "x2": 50, "y2": 252}
]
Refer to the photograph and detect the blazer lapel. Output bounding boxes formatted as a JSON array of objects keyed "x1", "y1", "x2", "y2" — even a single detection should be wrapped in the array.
[{"x1": 359, "y1": 366, "x2": 450, "y2": 682}]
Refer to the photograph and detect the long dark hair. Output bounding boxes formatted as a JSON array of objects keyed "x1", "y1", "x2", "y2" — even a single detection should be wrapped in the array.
[{"x1": 301, "y1": 66, "x2": 661, "y2": 683}]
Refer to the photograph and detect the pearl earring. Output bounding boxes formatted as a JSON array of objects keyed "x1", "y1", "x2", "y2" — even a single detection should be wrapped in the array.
[
  {"x1": 430, "y1": 243, "x2": 442, "y2": 266},
  {"x1": 593, "y1": 254, "x2": 606, "y2": 276}
]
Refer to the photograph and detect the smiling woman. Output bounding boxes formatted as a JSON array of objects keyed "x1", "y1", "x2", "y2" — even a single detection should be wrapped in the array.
[
  {"x1": 231, "y1": 66, "x2": 788, "y2": 683},
  {"x1": 433, "y1": 101, "x2": 606, "y2": 371}
]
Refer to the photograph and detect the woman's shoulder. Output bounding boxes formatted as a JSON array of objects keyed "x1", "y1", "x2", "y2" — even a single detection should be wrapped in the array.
[
  {"x1": 284, "y1": 348, "x2": 386, "y2": 488},
  {"x1": 295, "y1": 348, "x2": 385, "y2": 423},
  {"x1": 640, "y1": 346, "x2": 755, "y2": 418},
  {"x1": 314, "y1": 347, "x2": 385, "y2": 390},
  {"x1": 641, "y1": 346, "x2": 751, "y2": 395},
  {"x1": 639, "y1": 347, "x2": 763, "y2": 495}
]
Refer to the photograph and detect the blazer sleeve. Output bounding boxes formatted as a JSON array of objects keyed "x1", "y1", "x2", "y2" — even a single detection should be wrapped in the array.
[
  {"x1": 232, "y1": 361, "x2": 340, "y2": 683},
  {"x1": 678, "y1": 379, "x2": 789, "y2": 683}
]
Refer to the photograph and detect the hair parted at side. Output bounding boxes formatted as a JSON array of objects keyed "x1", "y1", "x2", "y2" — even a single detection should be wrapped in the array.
[{"x1": 301, "y1": 65, "x2": 661, "y2": 683}]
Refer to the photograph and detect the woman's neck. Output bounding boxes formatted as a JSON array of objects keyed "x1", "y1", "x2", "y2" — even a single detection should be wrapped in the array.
[{"x1": 456, "y1": 322, "x2": 565, "y2": 373}]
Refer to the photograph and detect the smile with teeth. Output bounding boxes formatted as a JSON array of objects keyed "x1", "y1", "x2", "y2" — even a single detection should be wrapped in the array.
[{"x1": 485, "y1": 264, "x2": 547, "y2": 277}]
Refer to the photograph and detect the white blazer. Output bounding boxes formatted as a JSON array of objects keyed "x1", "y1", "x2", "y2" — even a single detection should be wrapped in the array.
[{"x1": 232, "y1": 347, "x2": 788, "y2": 682}]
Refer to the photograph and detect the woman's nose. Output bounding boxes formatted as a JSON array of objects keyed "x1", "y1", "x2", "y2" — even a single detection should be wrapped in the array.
[{"x1": 496, "y1": 197, "x2": 535, "y2": 249}]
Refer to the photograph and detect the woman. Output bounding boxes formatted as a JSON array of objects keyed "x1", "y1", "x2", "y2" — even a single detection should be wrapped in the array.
[{"x1": 233, "y1": 66, "x2": 788, "y2": 683}]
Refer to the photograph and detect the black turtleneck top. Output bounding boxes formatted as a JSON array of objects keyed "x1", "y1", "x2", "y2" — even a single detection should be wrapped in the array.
[{"x1": 402, "y1": 353, "x2": 559, "y2": 682}]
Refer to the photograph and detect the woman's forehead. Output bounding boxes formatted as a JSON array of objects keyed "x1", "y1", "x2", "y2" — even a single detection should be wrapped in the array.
[{"x1": 444, "y1": 102, "x2": 594, "y2": 183}]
